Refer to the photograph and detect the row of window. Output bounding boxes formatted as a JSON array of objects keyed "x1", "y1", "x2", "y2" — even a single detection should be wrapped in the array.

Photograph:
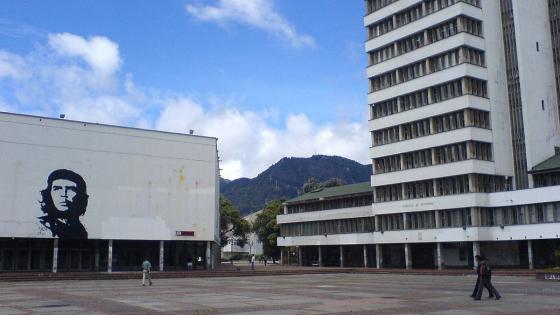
[
  {"x1": 379, "y1": 208, "x2": 471, "y2": 230},
  {"x1": 371, "y1": 0, "x2": 482, "y2": 39},
  {"x1": 480, "y1": 203, "x2": 560, "y2": 226},
  {"x1": 280, "y1": 202, "x2": 560, "y2": 237},
  {"x1": 372, "y1": 108, "x2": 490, "y2": 146},
  {"x1": 373, "y1": 141, "x2": 493, "y2": 174},
  {"x1": 534, "y1": 172, "x2": 560, "y2": 188},
  {"x1": 370, "y1": 77, "x2": 488, "y2": 120},
  {"x1": 375, "y1": 174, "x2": 511, "y2": 202},
  {"x1": 368, "y1": 15, "x2": 483, "y2": 65},
  {"x1": 366, "y1": 0, "x2": 399, "y2": 14},
  {"x1": 372, "y1": 45, "x2": 484, "y2": 92},
  {"x1": 280, "y1": 217, "x2": 375, "y2": 237},
  {"x1": 286, "y1": 194, "x2": 373, "y2": 214}
]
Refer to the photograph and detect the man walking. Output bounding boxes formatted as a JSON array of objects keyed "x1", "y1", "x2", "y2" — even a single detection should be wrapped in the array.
[
  {"x1": 142, "y1": 259, "x2": 153, "y2": 286},
  {"x1": 251, "y1": 254, "x2": 255, "y2": 271},
  {"x1": 470, "y1": 255, "x2": 494, "y2": 298},
  {"x1": 474, "y1": 256, "x2": 501, "y2": 300}
]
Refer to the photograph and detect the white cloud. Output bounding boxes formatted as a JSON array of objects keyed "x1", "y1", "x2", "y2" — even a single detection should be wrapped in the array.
[
  {"x1": 1, "y1": 31, "x2": 368, "y2": 180},
  {"x1": 0, "y1": 50, "x2": 28, "y2": 80},
  {"x1": 155, "y1": 97, "x2": 369, "y2": 179},
  {"x1": 186, "y1": 0, "x2": 315, "y2": 48},
  {"x1": 48, "y1": 33, "x2": 121, "y2": 76}
]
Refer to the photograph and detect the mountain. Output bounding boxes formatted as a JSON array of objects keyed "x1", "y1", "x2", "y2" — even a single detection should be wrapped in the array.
[{"x1": 221, "y1": 155, "x2": 372, "y2": 215}]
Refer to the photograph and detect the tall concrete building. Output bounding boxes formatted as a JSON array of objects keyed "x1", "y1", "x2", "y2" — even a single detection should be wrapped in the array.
[
  {"x1": 367, "y1": 0, "x2": 560, "y2": 268},
  {"x1": 277, "y1": 0, "x2": 560, "y2": 270}
]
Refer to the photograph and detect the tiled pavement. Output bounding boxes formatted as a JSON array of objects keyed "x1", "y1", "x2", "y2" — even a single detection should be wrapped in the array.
[{"x1": 0, "y1": 273, "x2": 559, "y2": 314}]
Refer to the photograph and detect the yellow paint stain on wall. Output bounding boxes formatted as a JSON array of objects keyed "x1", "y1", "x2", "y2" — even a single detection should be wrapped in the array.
[{"x1": 178, "y1": 165, "x2": 186, "y2": 184}]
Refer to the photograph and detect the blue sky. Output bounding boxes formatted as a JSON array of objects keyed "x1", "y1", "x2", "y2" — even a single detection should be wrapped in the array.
[{"x1": 0, "y1": 0, "x2": 370, "y2": 179}]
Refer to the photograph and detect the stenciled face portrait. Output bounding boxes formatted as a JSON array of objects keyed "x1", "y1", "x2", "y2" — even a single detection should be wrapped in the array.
[
  {"x1": 50, "y1": 179, "x2": 78, "y2": 212},
  {"x1": 39, "y1": 169, "x2": 89, "y2": 239}
]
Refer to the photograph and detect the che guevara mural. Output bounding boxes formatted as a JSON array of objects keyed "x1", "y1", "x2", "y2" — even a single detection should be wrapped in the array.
[{"x1": 38, "y1": 169, "x2": 89, "y2": 239}]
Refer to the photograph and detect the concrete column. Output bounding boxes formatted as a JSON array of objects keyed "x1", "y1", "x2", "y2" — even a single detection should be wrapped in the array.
[
  {"x1": 435, "y1": 210, "x2": 441, "y2": 228},
  {"x1": 339, "y1": 245, "x2": 344, "y2": 268},
  {"x1": 404, "y1": 243, "x2": 412, "y2": 270},
  {"x1": 283, "y1": 204, "x2": 288, "y2": 215},
  {"x1": 471, "y1": 208, "x2": 480, "y2": 226},
  {"x1": 376, "y1": 244, "x2": 382, "y2": 269},
  {"x1": 528, "y1": 240, "x2": 534, "y2": 270},
  {"x1": 298, "y1": 247, "x2": 302, "y2": 266},
  {"x1": 424, "y1": 30, "x2": 429, "y2": 45},
  {"x1": 363, "y1": 244, "x2": 368, "y2": 268},
  {"x1": 461, "y1": 77, "x2": 468, "y2": 95},
  {"x1": 403, "y1": 213, "x2": 408, "y2": 230},
  {"x1": 318, "y1": 246, "x2": 323, "y2": 267},
  {"x1": 468, "y1": 174, "x2": 476, "y2": 193},
  {"x1": 466, "y1": 141, "x2": 473, "y2": 159},
  {"x1": 206, "y1": 241, "x2": 211, "y2": 270},
  {"x1": 94, "y1": 242, "x2": 100, "y2": 271},
  {"x1": 472, "y1": 241, "x2": 480, "y2": 269},
  {"x1": 52, "y1": 239, "x2": 58, "y2": 273},
  {"x1": 457, "y1": 16, "x2": 464, "y2": 32},
  {"x1": 397, "y1": 97, "x2": 403, "y2": 112},
  {"x1": 375, "y1": 216, "x2": 380, "y2": 231},
  {"x1": 436, "y1": 243, "x2": 443, "y2": 270},
  {"x1": 107, "y1": 239, "x2": 113, "y2": 273},
  {"x1": 280, "y1": 248, "x2": 284, "y2": 265},
  {"x1": 159, "y1": 240, "x2": 165, "y2": 271}
]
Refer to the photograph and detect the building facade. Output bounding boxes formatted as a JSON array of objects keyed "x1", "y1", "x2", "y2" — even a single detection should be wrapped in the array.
[
  {"x1": 278, "y1": 0, "x2": 560, "y2": 270},
  {"x1": 221, "y1": 210, "x2": 264, "y2": 260},
  {"x1": 0, "y1": 112, "x2": 220, "y2": 272}
]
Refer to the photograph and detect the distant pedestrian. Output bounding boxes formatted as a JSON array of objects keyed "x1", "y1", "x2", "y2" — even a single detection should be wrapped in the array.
[
  {"x1": 251, "y1": 254, "x2": 255, "y2": 271},
  {"x1": 264, "y1": 256, "x2": 267, "y2": 267},
  {"x1": 474, "y1": 256, "x2": 501, "y2": 300},
  {"x1": 470, "y1": 255, "x2": 494, "y2": 298},
  {"x1": 142, "y1": 259, "x2": 153, "y2": 286}
]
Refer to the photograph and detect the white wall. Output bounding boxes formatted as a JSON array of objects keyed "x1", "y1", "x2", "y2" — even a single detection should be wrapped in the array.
[
  {"x1": 0, "y1": 112, "x2": 219, "y2": 241},
  {"x1": 512, "y1": 0, "x2": 560, "y2": 176},
  {"x1": 480, "y1": 0, "x2": 515, "y2": 177}
]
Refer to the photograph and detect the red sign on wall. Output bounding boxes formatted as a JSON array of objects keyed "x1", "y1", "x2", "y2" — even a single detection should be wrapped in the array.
[{"x1": 175, "y1": 231, "x2": 195, "y2": 237}]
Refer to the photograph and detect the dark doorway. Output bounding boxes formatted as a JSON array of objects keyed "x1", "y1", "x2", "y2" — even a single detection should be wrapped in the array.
[
  {"x1": 411, "y1": 243, "x2": 436, "y2": 269},
  {"x1": 382, "y1": 244, "x2": 405, "y2": 268},
  {"x1": 343, "y1": 245, "x2": 364, "y2": 267}
]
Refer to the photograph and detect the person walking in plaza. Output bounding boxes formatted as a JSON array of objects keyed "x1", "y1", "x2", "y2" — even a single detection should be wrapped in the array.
[
  {"x1": 474, "y1": 256, "x2": 501, "y2": 300},
  {"x1": 142, "y1": 259, "x2": 153, "y2": 286},
  {"x1": 470, "y1": 255, "x2": 494, "y2": 298},
  {"x1": 251, "y1": 254, "x2": 256, "y2": 271}
]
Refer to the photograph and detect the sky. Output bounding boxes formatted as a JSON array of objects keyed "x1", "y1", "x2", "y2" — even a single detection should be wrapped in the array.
[{"x1": 0, "y1": 0, "x2": 370, "y2": 180}]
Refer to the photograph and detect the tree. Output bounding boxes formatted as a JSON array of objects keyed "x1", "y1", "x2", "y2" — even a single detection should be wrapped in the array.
[
  {"x1": 302, "y1": 177, "x2": 320, "y2": 194},
  {"x1": 253, "y1": 199, "x2": 283, "y2": 260},
  {"x1": 323, "y1": 177, "x2": 346, "y2": 188},
  {"x1": 301, "y1": 177, "x2": 345, "y2": 194},
  {"x1": 220, "y1": 197, "x2": 250, "y2": 248}
]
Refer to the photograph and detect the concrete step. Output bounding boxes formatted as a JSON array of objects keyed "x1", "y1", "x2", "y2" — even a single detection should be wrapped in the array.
[{"x1": 0, "y1": 267, "x2": 536, "y2": 282}]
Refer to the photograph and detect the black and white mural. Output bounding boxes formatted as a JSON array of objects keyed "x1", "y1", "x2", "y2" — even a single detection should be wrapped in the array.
[{"x1": 38, "y1": 169, "x2": 89, "y2": 239}]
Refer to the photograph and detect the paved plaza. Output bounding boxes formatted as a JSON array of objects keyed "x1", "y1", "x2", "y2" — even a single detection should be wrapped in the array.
[{"x1": 0, "y1": 273, "x2": 559, "y2": 315}]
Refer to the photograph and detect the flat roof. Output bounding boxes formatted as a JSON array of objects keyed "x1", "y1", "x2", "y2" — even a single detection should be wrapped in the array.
[
  {"x1": 0, "y1": 110, "x2": 218, "y2": 141},
  {"x1": 285, "y1": 182, "x2": 373, "y2": 204}
]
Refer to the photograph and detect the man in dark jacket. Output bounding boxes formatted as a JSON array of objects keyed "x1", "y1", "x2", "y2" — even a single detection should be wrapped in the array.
[
  {"x1": 470, "y1": 255, "x2": 494, "y2": 298},
  {"x1": 474, "y1": 256, "x2": 501, "y2": 300}
]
